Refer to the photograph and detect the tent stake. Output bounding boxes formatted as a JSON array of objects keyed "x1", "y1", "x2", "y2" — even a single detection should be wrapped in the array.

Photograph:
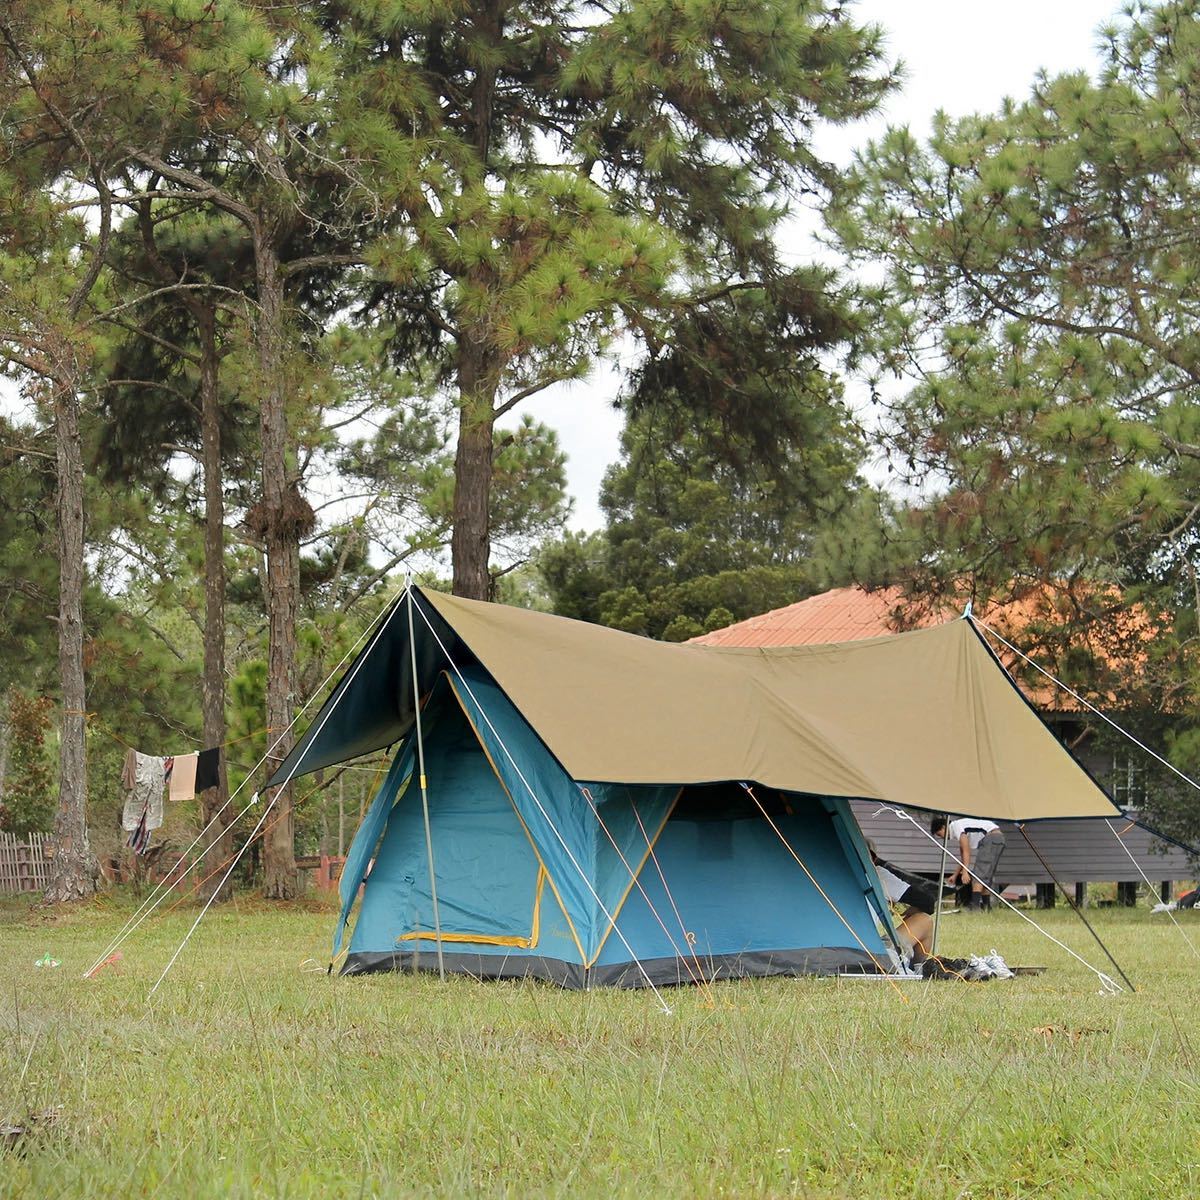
[
  {"x1": 1017, "y1": 823, "x2": 1135, "y2": 993},
  {"x1": 407, "y1": 579, "x2": 445, "y2": 982}
]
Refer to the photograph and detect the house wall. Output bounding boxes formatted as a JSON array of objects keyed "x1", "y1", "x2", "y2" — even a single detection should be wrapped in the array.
[{"x1": 850, "y1": 801, "x2": 1193, "y2": 886}]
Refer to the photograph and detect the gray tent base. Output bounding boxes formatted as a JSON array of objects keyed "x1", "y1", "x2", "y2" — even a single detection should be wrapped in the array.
[{"x1": 342, "y1": 947, "x2": 886, "y2": 989}]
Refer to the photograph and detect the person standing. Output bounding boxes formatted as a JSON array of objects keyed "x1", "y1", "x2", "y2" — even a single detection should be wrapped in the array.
[{"x1": 931, "y1": 815, "x2": 1006, "y2": 910}]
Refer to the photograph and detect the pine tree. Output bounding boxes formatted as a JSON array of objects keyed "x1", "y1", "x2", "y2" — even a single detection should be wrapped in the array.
[
  {"x1": 1, "y1": 3, "x2": 136, "y2": 899},
  {"x1": 106, "y1": 2, "x2": 382, "y2": 898},
  {"x1": 832, "y1": 0, "x2": 1200, "y2": 829},
  {"x1": 332, "y1": 0, "x2": 896, "y2": 597},
  {"x1": 538, "y1": 392, "x2": 899, "y2": 640},
  {"x1": 96, "y1": 211, "x2": 261, "y2": 898}
]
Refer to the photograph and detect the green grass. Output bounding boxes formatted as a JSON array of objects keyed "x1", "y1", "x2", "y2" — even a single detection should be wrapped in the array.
[{"x1": 2, "y1": 895, "x2": 1200, "y2": 1198}]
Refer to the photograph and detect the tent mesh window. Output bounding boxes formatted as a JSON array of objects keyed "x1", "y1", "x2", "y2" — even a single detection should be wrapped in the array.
[{"x1": 670, "y1": 782, "x2": 793, "y2": 823}]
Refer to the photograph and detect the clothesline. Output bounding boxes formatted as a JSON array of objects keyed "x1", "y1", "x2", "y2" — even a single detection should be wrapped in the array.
[
  {"x1": 117, "y1": 734, "x2": 389, "y2": 858},
  {"x1": 68, "y1": 706, "x2": 294, "y2": 757},
  {"x1": 120, "y1": 746, "x2": 224, "y2": 856}
]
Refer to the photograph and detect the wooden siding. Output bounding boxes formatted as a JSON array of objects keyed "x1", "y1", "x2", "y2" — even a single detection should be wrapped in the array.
[{"x1": 849, "y1": 802, "x2": 1194, "y2": 885}]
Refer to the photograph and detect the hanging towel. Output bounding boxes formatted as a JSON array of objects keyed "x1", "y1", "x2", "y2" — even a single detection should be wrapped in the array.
[
  {"x1": 121, "y1": 747, "x2": 136, "y2": 791},
  {"x1": 121, "y1": 752, "x2": 166, "y2": 833},
  {"x1": 168, "y1": 753, "x2": 199, "y2": 803},
  {"x1": 195, "y1": 747, "x2": 221, "y2": 793}
]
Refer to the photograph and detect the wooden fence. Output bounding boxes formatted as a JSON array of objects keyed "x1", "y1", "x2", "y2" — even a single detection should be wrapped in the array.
[{"x1": 0, "y1": 831, "x2": 51, "y2": 895}]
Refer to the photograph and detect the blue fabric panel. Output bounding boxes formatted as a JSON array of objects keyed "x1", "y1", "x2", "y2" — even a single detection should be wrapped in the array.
[
  {"x1": 595, "y1": 806, "x2": 890, "y2": 967},
  {"x1": 333, "y1": 740, "x2": 414, "y2": 956},
  {"x1": 449, "y1": 668, "x2": 602, "y2": 955},
  {"x1": 349, "y1": 700, "x2": 542, "y2": 954},
  {"x1": 334, "y1": 673, "x2": 461, "y2": 955},
  {"x1": 578, "y1": 782, "x2": 679, "y2": 962},
  {"x1": 819, "y1": 794, "x2": 899, "y2": 948}
]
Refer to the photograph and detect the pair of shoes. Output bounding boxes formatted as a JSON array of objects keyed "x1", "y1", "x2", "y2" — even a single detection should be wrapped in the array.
[
  {"x1": 960, "y1": 952, "x2": 1014, "y2": 981},
  {"x1": 977, "y1": 949, "x2": 1013, "y2": 979}
]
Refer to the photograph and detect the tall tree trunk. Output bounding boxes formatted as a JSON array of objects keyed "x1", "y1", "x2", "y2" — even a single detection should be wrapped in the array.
[
  {"x1": 43, "y1": 383, "x2": 97, "y2": 902},
  {"x1": 449, "y1": 15, "x2": 502, "y2": 603},
  {"x1": 197, "y1": 305, "x2": 234, "y2": 900},
  {"x1": 255, "y1": 235, "x2": 299, "y2": 899},
  {"x1": 450, "y1": 340, "x2": 499, "y2": 599}
]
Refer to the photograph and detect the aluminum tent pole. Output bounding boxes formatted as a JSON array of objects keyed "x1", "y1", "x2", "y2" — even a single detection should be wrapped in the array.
[
  {"x1": 929, "y1": 605, "x2": 968, "y2": 961},
  {"x1": 930, "y1": 819, "x2": 950, "y2": 961},
  {"x1": 407, "y1": 579, "x2": 445, "y2": 981}
]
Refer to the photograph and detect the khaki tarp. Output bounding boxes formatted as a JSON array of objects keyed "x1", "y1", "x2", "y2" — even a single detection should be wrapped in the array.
[{"x1": 274, "y1": 588, "x2": 1118, "y2": 822}]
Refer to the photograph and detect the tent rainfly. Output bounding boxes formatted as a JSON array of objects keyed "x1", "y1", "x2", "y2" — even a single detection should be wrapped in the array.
[{"x1": 270, "y1": 587, "x2": 1120, "y2": 988}]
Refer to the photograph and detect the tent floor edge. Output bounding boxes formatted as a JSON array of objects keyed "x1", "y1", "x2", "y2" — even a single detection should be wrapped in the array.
[
  {"x1": 340, "y1": 947, "x2": 892, "y2": 991},
  {"x1": 591, "y1": 947, "x2": 890, "y2": 989},
  {"x1": 341, "y1": 950, "x2": 586, "y2": 989}
]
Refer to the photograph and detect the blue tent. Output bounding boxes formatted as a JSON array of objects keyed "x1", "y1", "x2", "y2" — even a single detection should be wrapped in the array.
[
  {"x1": 332, "y1": 669, "x2": 895, "y2": 985},
  {"x1": 270, "y1": 586, "x2": 1116, "y2": 988}
]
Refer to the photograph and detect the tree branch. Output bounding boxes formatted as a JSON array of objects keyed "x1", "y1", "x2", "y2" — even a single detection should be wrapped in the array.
[
  {"x1": 282, "y1": 253, "x2": 366, "y2": 278},
  {"x1": 87, "y1": 282, "x2": 249, "y2": 329},
  {"x1": 126, "y1": 150, "x2": 259, "y2": 228},
  {"x1": 0, "y1": 19, "x2": 113, "y2": 321},
  {"x1": 493, "y1": 372, "x2": 577, "y2": 419}
]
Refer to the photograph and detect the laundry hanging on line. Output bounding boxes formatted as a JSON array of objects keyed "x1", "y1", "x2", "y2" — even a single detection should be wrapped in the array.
[
  {"x1": 119, "y1": 746, "x2": 223, "y2": 807},
  {"x1": 127, "y1": 810, "x2": 152, "y2": 855},
  {"x1": 195, "y1": 746, "x2": 220, "y2": 793},
  {"x1": 168, "y1": 753, "x2": 198, "y2": 803},
  {"x1": 121, "y1": 750, "x2": 166, "y2": 856},
  {"x1": 119, "y1": 745, "x2": 224, "y2": 854},
  {"x1": 166, "y1": 746, "x2": 221, "y2": 802},
  {"x1": 121, "y1": 751, "x2": 166, "y2": 834}
]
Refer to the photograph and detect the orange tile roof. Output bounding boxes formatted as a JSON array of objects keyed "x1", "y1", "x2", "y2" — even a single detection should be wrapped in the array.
[{"x1": 690, "y1": 586, "x2": 937, "y2": 647}]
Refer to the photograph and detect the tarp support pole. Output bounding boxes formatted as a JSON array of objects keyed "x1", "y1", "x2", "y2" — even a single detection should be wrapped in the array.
[
  {"x1": 408, "y1": 579, "x2": 445, "y2": 981},
  {"x1": 930, "y1": 820, "x2": 950, "y2": 960},
  {"x1": 1017, "y1": 822, "x2": 1135, "y2": 992}
]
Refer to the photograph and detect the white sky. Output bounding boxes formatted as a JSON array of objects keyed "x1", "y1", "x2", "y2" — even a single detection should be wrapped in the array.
[{"x1": 526, "y1": 0, "x2": 1123, "y2": 531}]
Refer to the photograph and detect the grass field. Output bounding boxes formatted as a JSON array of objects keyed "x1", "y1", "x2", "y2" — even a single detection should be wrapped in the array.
[{"x1": 2, "y1": 894, "x2": 1199, "y2": 1198}]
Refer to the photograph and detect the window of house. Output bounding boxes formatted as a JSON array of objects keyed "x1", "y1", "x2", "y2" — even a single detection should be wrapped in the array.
[{"x1": 1110, "y1": 753, "x2": 1147, "y2": 811}]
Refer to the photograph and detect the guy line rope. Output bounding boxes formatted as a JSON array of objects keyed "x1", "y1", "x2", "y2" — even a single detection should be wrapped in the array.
[
  {"x1": 740, "y1": 784, "x2": 911, "y2": 1002},
  {"x1": 627, "y1": 790, "x2": 718, "y2": 994},
  {"x1": 145, "y1": 581, "x2": 415, "y2": 997},
  {"x1": 577, "y1": 785, "x2": 715, "y2": 1001},
  {"x1": 885, "y1": 807, "x2": 1126, "y2": 995},
  {"x1": 410, "y1": 593, "x2": 677, "y2": 1013},
  {"x1": 971, "y1": 614, "x2": 1200, "y2": 970},
  {"x1": 1105, "y1": 818, "x2": 1200, "y2": 962},
  {"x1": 85, "y1": 577, "x2": 410, "y2": 985},
  {"x1": 971, "y1": 617, "x2": 1200, "y2": 800},
  {"x1": 152, "y1": 759, "x2": 389, "y2": 925}
]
